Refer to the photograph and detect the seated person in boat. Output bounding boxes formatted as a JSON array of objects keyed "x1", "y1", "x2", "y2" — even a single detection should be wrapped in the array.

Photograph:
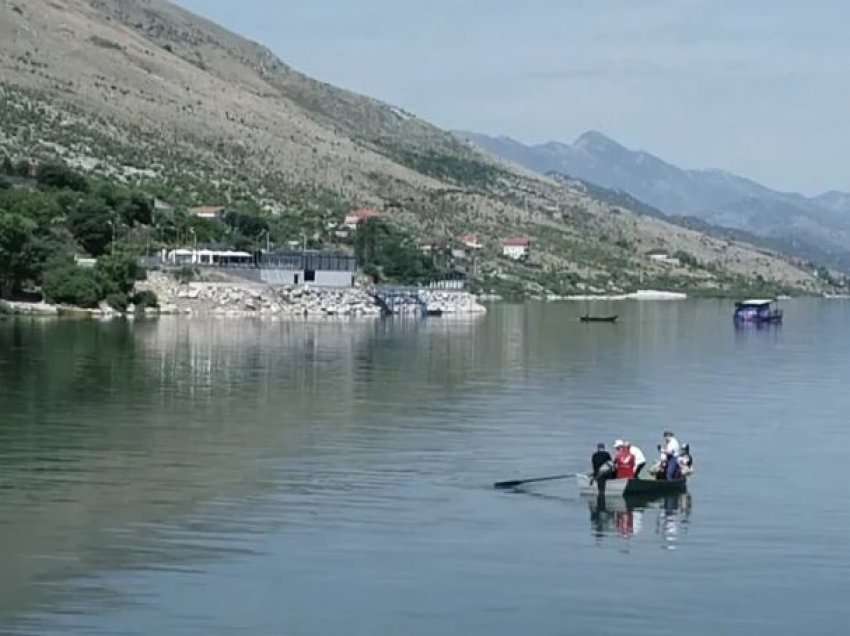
[
  {"x1": 613, "y1": 440, "x2": 636, "y2": 479},
  {"x1": 662, "y1": 431, "x2": 682, "y2": 480},
  {"x1": 626, "y1": 441, "x2": 647, "y2": 478},
  {"x1": 650, "y1": 436, "x2": 687, "y2": 480},
  {"x1": 590, "y1": 443, "x2": 614, "y2": 484},
  {"x1": 662, "y1": 430, "x2": 681, "y2": 456},
  {"x1": 650, "y1": 448, "x2": 666, "y2": 480},
  {"x1": 677, "y1": 444, "x2": 694, "y2": 476}
]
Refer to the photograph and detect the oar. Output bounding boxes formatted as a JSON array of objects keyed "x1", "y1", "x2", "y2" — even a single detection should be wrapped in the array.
[{"x1": 493, "y1": 473, "x2": 573, "y2": 489}]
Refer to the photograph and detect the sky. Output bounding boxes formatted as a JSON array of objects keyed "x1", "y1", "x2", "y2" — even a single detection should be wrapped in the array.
[{"x1": 174, "y1": 0, "x2": 850, "y2": 195}]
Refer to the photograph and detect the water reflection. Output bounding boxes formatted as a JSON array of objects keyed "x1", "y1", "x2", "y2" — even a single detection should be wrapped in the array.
[
  {"x1": 3, "y1": 301, "x2": 850, "y2": 636},
  {"x1": 588, "y1": 494, "x2": 692, "y2": 549}
]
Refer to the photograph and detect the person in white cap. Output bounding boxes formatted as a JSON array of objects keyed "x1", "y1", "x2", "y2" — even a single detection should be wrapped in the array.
[
  {"x1": 626, "y1": 441, "x2": 647, "y2": 478},
  {"x1": 613, "y1": 440, "x2": 635, "y2": 479},
  {"x1": 661, "y1": 431, "x2": 682, "y2": 480}
]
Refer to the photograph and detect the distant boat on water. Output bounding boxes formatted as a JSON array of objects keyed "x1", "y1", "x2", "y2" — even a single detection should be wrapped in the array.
[
  {"x1": 734, "y1": 299, "x2": 783, "y2": 324},
  {"x1": 580, "y1": 314, "x2": 618, "y2": 323}
]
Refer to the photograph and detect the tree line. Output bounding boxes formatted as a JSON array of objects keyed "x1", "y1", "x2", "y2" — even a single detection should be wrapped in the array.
[
  {"x1": 0, "y1": 159, "x2": 162, "y2": 308},
  {"x1": 1, "y1": 158, "x2": 451, "y2": 307}
]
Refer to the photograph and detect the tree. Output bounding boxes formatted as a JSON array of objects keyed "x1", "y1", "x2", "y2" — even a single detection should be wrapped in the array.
[
  {"x1": 95, "y1": 252, "x2": 140, "y2": 296},
  {"x1": 188, "y1": 216, "x2": 227, "y2": 244},
  {"x1": 118, "y1": 192, "x2": 153, "y2": 226},
  {"x1": 36, "y1": 162, "x2": 89, "y2": 193},
  {"x1": 223, "y1": 210, "x2": 269, "y2": 245},
  {"x1": 42, "y1": 260, "x2": 102, "y2": 308},
  {"x1": 0, "y1": 188, "x2": 64, "y2": 226},
  {"x1": 354, "y1": 219, "x2": 438, "y2": 284},
  {"x1": 816, "y1": 265, "x2": 835, "y2": 286},
  {"x1": 96, "y1": 183, "x2": 153, "y2": 226},
  {"x1": 13, "y1": 159, "x2": 31, "y2": 178},
  {"x1": 1, "y1": 155, "x2": 13, "y2": 176},
  {"x1": 68, "y1": 196, "x2": 114, "y2": 256},
  {"x1": 673, "y1": 250, "x2": 700, "y2": 268},
  {"x1": 0, "y1": 212, "x2": 38, "y2": 298}
]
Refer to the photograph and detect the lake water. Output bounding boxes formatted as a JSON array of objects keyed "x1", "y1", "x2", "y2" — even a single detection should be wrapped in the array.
[{"x1": 1, "y1": 300, "x2": 849, "y2": 635}]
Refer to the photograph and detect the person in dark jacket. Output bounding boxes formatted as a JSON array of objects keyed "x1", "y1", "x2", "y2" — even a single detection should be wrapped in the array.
[
  {"x1": 678, "y1": 443, "x2": 694, "y2": 476},
  {"x1": 590, "y1": 443, "x2": 614, "y2": 484}
]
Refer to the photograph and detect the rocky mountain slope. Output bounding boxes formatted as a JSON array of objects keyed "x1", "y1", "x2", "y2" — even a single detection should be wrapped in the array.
[
  {"x1": 0, "y1": 0, "x2": 832, "y2": 295},
  {"x1": 457, "y1": 131, "x2": 850, "y2": 272}
]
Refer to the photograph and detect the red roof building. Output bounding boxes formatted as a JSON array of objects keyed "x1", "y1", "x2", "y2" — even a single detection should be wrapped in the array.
[
  {"x1": 502, "y1": 237, "x2": 531, "y2": 260},
  {"x1": 460, "y1": 234, "x2": 483, "y2": 250},
  {"x1": 343, "y1": 208, "x2": 381, "y2": 228}
]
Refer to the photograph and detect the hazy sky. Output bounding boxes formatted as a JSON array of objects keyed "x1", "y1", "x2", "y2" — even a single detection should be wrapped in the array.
[{"x1": 175, "y1": 0, "x2": 850, "y2": 195}]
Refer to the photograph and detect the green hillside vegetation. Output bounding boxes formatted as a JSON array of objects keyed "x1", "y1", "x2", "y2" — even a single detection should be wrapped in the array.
[
  {"x1": 354, "y1": 218, "x2": 439, "y2": 284},
  {"x1": 0, "y1": 160, "x2": 154, "y2": 307},
  {"x1": 0, "y1": 157, "x2": 454, "y2": 307},
  {"x1": 0, "y1": 0, "x2": 838, "y2": 299}
]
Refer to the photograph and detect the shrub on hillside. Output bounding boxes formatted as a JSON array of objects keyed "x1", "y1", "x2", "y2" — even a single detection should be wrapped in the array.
[
  {"x1": 105, "y1": 292, "x2": 129, "y2": 312},
  {"x1": 0, "y1": 212, "x2": 38, "y2": 299},
  {"x1": 68, "y1": 197, "x2": 115, "y2": 257},
  {"x1": 673, "y1": 250, "x2": 700, "y2": 268},
  {"x1": 95, "y1": 252, "x2": 140, "y2": 295},
  {"x1": 1, "y1": 155, "x2": 13, "y2": 176},
  {"x1": 36, "y1": 162, "x2": 89, "y2": 193},
  {"x1": 42, "y1": 263, "x2": 102, "y2": 308},
  {"x1": 13, "y1": 160, "x2": 31, "y2": 178},
  {"x1": 131, "y1": 289, "x2": 159, "y2": 310}
]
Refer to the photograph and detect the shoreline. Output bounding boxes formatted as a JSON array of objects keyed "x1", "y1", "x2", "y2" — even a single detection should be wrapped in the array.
[
  {"x1": 5, "y1": 285, "x2": 841, "y2": 320},
  {"x1": 1, "y1": 275, "x2": 488, "y2": 319}
]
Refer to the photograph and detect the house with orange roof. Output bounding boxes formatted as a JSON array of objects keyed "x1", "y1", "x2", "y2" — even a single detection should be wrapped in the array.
[{"x1": 343, "y1": 208, "x2": 381, "y2": 230}]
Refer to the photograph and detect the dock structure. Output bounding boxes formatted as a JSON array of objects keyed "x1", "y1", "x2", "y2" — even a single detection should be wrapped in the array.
[{"x1": 368, "y1": 287, "x2": 428, "y2": 317}]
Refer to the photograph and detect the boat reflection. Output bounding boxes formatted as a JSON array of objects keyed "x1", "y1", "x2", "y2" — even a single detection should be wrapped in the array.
[{"x1": 588, "y1": 493, "x2": 692, "y2": 549}]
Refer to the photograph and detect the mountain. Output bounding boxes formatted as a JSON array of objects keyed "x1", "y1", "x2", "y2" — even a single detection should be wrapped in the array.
[
  {"x1": 0, "y1": 0, "x2": 832, "y2": 295},
  {"x1": 456, "y1": 131, "x2": 850, "y2": 272},
  {"x1": 814, "y1": 191, "x2": 850, "y2": 216}
]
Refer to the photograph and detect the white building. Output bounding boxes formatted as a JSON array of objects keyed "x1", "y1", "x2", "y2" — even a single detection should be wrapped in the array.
[
  {"x1": 160, "y1": 249, "x2": 357, "y2": 287},
  {"x1": 164, "y1": 248, "x2": 253, "y2": 266},
  {"x1": 258, "y1": 251, "x2": 357, "y2": 287},
  {"x1": 647, "y1": 250, "x2": 681, "y2": 267},
  {"x1": 190, "y1": 206, "x2": 226, "y2": 221},
  {"x1": 502, "y1": 237, "x2": 530, "y2": 260}
]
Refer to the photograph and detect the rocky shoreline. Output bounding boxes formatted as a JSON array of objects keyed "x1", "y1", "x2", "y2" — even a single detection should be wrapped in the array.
[{"x1": 2, "y1": 274, "x2": 487, "y2": 319}]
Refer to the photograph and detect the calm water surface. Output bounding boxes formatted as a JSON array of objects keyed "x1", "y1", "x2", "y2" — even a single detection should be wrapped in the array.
[{"x1": 1, "y1": 300, "x2": 849, "y2": 635}]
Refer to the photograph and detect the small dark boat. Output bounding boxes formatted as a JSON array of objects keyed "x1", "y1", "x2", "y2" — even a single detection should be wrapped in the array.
[
  {"x1": 580, "y1": 314, "x2": 618, "y2": 323},
  {"x1": 426, "y1": 309, "x2": 443, "y2": 317},
  {"x1": 733, "y1": 299, "x2": 783, "y2": 324},
  {"x1": 576, "y1": 474, "x2": 687, "y2": 497}
]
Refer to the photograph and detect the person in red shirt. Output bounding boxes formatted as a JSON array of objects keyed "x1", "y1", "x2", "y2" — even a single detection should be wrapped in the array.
[{"x1": 614, "y1": 440, "x2": 636, "y2": 479}]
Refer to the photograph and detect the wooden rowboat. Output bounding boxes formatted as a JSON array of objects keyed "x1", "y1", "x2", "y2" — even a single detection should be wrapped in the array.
[
  {"x1": 580, "y1": 315, "x2": 618, "y2": 323},
  {"x1": 575, "y1": 473, "x2": 687, "y2": 497}
]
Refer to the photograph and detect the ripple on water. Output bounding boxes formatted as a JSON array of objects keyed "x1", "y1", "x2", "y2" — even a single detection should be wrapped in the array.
[{"x1": 1, "y1": 302, "x2": 849, "y2": 635}]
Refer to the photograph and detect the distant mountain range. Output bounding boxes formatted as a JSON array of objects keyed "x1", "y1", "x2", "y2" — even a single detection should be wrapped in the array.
[
  {"x1": 0, "y1": 0, "x2": 832, "y2": 294},
  {"x1": 455, "y1": 130, "x2": 850, "y2": 271}
]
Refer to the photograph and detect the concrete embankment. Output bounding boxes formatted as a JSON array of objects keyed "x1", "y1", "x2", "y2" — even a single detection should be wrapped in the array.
[
  {"x1": 137, "y1": 273, "x2": 486, "y2": 318},
  {"x1": 1, "y1": 275, "x2": 487, "y2": 319},
  {"x1": 0, "y1": 300, "x2": 60, "y2": 316}
]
